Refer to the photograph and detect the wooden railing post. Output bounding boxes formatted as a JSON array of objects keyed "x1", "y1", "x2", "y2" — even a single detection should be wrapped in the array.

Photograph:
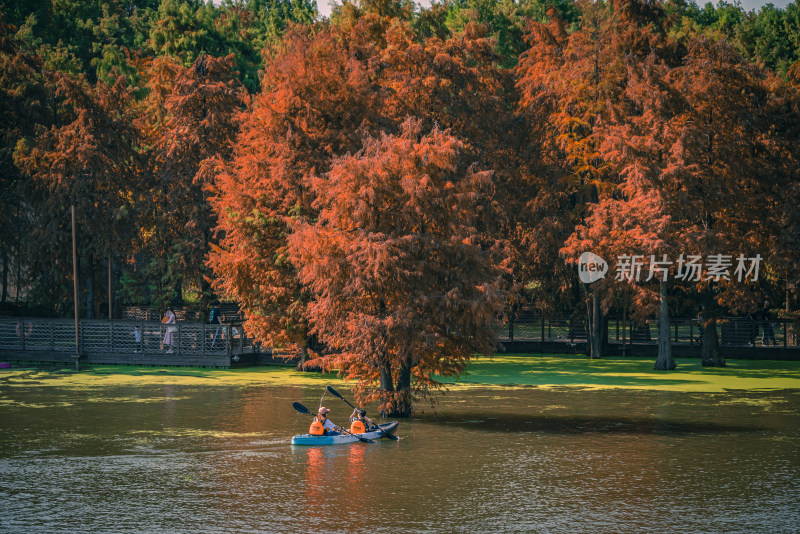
[{"x1": 540, "y1": 313, "x2": 544, "y2": 342}]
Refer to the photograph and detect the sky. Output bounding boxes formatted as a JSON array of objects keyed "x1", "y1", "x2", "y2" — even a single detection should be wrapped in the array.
[{"x1": 313, "y1": 0, "x2": 793, "y2": 19}]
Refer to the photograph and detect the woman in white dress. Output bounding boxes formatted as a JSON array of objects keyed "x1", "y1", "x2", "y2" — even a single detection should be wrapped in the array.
[{"x1": 162, "y1": 307, "x2": 177, "y2": 353}]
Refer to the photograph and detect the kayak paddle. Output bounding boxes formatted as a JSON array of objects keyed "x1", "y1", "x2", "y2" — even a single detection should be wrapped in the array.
[
  {"x1": 292, "y1": 401, "x2": 374, "y2": 443},
  {"x1": 325, "y1": 385, "x2": 400, "y2": 441}
]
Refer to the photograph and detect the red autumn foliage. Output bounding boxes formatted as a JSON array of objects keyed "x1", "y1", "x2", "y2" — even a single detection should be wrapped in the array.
[
  {"x1": 140, "y1": 53, "x2": 245, "y2": 305},
  {"x1": 563, "y1": 35, "x2": 795, "y2": 367},
  {"x1": 208, "y1": 24, "x2": 378, "y2": 353},
  {"x1": 289, "y1": 119, "x2": 510, "y2": 416}
]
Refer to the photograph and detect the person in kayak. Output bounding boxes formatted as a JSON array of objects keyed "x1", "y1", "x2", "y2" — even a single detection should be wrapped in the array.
[
  {"x1": 309, "y1": 407, "x2": 343, "y2": 436},
  {"x1": 349, "y1": 409, "x2": 374, "y2": 434}
]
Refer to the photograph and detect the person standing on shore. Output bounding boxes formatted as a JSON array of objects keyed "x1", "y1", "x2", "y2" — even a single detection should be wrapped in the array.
[
  {"x1": 209, "y1": 302, "x2": 221, "y2": 349},
  {"x1": 761, "y1": 300, "x2": 776, "y2": 346},
  {"x1": 162, "y1": 307, "x2": 177, "y2": 353}
]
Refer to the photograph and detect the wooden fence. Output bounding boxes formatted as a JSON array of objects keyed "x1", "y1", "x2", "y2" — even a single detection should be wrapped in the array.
[
  {"x1": 121, "y1": 304, "x2": 242, "y2": 323},
  {"x1": 499, "y1": 313, "x2": 799, "y2": 348},
  {"x1": 2, "y1": 313, "x2": 797, "y2": 365},
  {"x1": 0, "y1": 318, "x2": 254, "y2": 357}
]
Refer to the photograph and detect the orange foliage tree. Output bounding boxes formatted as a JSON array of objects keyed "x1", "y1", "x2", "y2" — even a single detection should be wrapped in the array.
[
  {"x1": 771, "y1": 62, "x2": 800, "y2": 311},
  {"x1": 516, "y1": 1, "x2": 673, "y2": 357},
  {"x1": 209, "y1": 8, "x2": 516, "y2": 398},
  {"x1": 565, "y1": 36, "x2": 793, "y2": 368},
  {"x1": 660, "y1": 38, "x2": 792, "y2": 366},
  {"x1": 208, "y1": 24, "x2": 379, "y2": 359},
  {"x1": 141, "y1": 53, "x2": 245, "y2": 309},
  {"x1": 374, "y1": 17, "x2": 523, "y2": 330},
  {"x1": 289, "y1": 119, "x2": 510, "y2": 417}
]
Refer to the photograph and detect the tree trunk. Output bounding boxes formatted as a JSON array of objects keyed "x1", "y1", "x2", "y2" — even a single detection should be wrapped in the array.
[
  {"x1": 173, "y1": 277, "x2": 183, "y2": 306},
  {"x1": 599, "y1": 314, "x2": 609, "y2": 355},
  {"x1": 201, "y1": 276, "x2": 212, "y2": 310},
  {"x1": 701, "y1": 318, "x2": 725, "y2": 367},
  {"x1": 378, "y1": 355, "x2": 394, "y2": 417},
  {"x1": 85, "y1": 256, "x2": 95, "y2": 319},
  {"x1": 590, "y1": 289, "x2": 602, "y2": 359},
  {"x1": 786, "y1": 282, "x2": 791, "y2": 314},
  {"x1": 621, "y1": 292, "x2": 628, "y2": 354},
  {"x1": 107, "y1": 253, "x2": 113, "y2": 320},
  {"x1": 391, "y1": 355, "x2": 413, "y2": 418},
  {"x1": 15, "y1": 244, "x2": 21, "y2": 304},
  {"x1": 654, "y1": 280, "x2": 675, "y2": 370},
  {"x1": 1, "y1": 249, "x2": 7, "y2": 304},
  {"x1": 297, "y1": 344, "x2": 307, "y2": 371}
]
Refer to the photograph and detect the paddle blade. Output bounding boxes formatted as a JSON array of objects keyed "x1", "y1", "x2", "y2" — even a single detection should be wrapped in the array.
[
  {"x1": 374, "y1": 423, "x2": 400, "y2": 440},
  {"x1": 326, "y1": 385, "x2": 357, "y2": 410},
  {"x1": 292, "y1": 402, "x2": 311, "y2": 415},
  {"x1": 326, "y1": 385, "x2": 343, "y2": 399},
  {"x1": 341, "y1": 428, "x2": 373, "y2": 443}
]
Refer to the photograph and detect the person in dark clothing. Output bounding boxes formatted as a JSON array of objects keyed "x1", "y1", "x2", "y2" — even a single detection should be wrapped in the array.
[
  {"x1": 350, "y1": 409, "x2": 374, "y2": 430},
  {"x1": 210, "y1": 302, "x2": 221, "y2": 324},
  {"x1": 761, "y1": 300, "x2": 776, "y2": 346},
  {"x1": 209, "y1": 302, "x2": 221, "y2": 349},
  {"x1": 748, "y1": 311, "x2": 759, "y2": 347},
  {"x1": 696, "y1": 305, "x2": 705, "y2": 344}
]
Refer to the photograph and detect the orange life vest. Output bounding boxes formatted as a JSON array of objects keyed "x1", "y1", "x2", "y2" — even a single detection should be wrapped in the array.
[
  {"x1": 350, "y1": 420, "x2": 366, "y2": 434},
  {"x1": 309, "y1": 419, "x2": 325, "y2": 436}
]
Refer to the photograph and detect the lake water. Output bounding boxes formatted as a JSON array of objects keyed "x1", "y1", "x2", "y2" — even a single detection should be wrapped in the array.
[{"x1": 1, "y1": 377, "x2": 798, "y2": 533}]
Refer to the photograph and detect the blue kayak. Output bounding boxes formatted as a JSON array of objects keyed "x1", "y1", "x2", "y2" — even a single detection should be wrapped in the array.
[{"x1": 291, "y1": 421, "x2": 399, "y2": 446}]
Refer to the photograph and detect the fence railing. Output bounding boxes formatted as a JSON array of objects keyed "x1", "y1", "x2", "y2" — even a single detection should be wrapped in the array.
[
  {"x1": 2, "y1": 314, "x2": 796, "y2": 358},
  {"x1": 121, "y1": 307, "x2": 205, "y2": 322},
  {"x1": 499, "y1": 314, "x2": 799, "y2": 348},
  {"x1": 0, "y1": 318, "x2": 255, "y2": 357},
  {"x1": 121, "y1": 305, "x2": 242, "y2": 323}
]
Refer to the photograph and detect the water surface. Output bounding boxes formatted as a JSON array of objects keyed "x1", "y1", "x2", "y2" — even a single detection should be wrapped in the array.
[{"x1": 1, "y1": 379, "x2": 798, "y2": 533}]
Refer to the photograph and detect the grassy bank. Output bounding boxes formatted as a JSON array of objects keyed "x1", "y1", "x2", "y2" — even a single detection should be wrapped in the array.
[{"x1": 1, "y1": 355, "x2": 799, "y2": 392}]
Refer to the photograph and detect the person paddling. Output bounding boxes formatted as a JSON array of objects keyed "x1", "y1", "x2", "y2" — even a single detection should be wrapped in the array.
[
  {"x1": 309, "y1": 407, "x2": 343, "y2": 436},
  {"x1": 349, "y1": 408, "x2": 374, "y2": 434}
]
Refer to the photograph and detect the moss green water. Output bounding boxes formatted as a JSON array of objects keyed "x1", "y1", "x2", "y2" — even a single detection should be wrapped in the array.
[
  {"x1": 2, "y1": 357, "x2": 799, "y2": 532},
  {"x1": 444, "y1": 355, "x2": 800, "y2": 392},
  {"x1": 2, "y1": 354, "x2": 799, "y2": 392}
]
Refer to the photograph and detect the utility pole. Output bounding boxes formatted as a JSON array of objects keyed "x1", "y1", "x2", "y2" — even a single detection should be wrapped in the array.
[
  {"x1": 72, "y1": 205, "x2": 80, "y2": 371},
  {"x1": 108, "y1": 251, "x2": 112, "y2": 320}
]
